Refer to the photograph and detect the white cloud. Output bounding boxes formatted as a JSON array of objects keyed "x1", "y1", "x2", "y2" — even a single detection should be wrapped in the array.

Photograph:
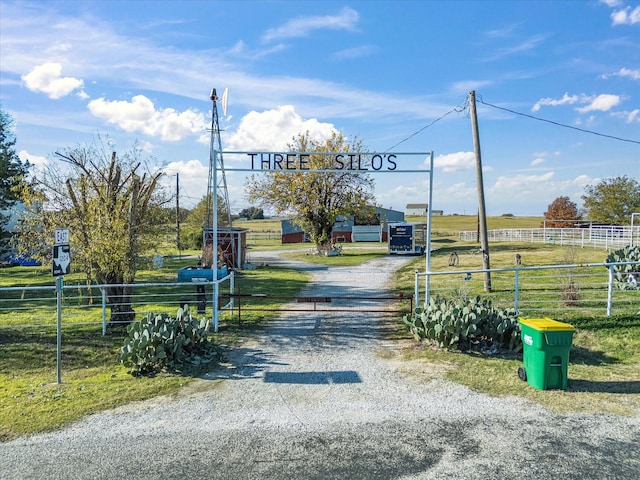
[
  {"x1": 376, "y1": 184, "x2": 421, "y2": 210},
  {"x1": 493, "y1": 171, "x2": 555, "y2": 190},
  {"x1": 576, "y1": 94, "x2": 621, "y2": 113},
  {"x1": 600, "y1": 0, "x2": 623, "y2": 6},
  {"x1": 611, "y1": 6, "x2": 640, "y2": 25},
  {"x1": 332, "y1": 45, "x2": 378, "y2": 61},
  {"x1": 486, "y1": 172, "x2": 598, "y2": 215},
  {"x1": 602, "y1": 67, "x2": 640, "y2": 80},
  {"x1": 531, "y1": 158, "x2": 545, "y2": 166},
  {"x1": 87, "y1": 95, "x2": 207, "y2": 142},
  {"x1": 432, "y1": 151, "x2": 475, "y2": 173},
  {"x1": 18, "y1": 150, "x2": 48, "y2": 178},
  {"x1": 627, "y1": 109, "x2": 640, "y2": 123},
  {"x1": 613, "y1": 109, "x2": 640, "y2": 123},
  {"x1": 532, "y1": 93, "x2": 579, "y2": 112},
  {"x1": 162, "y1": 159, "x2": 209, "y2": 207},
  {"x1": 224, "y1": 105, "x2": 337, "y2": 152},
  {"x1": 262, "y1": 7, "x2": 359, "y2": 42},
  {"x1": 21, "y1": 62, "x2": 84, "y2": 99},
  {"x1": 533, "y1": 93, "x2": 622, "y2": 114},
  {"x1": 482, "y1": 34, "x2": 550, "y2": 62},
  {"x1": 451, "y1": 80, "x2": 494, "y2": 94}
]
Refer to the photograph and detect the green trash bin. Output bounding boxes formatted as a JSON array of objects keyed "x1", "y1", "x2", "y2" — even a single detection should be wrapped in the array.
[{"x1": 518, "y1": 317, "x2": 575, "y2": 390}]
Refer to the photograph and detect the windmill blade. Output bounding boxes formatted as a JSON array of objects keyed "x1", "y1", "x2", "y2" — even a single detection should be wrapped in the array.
[{"x1": 221, "y1": 88, "x2": 228, "y2": 116}]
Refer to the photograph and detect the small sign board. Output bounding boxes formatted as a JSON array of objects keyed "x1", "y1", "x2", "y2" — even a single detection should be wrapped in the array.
[
  {"x1": 53, "y1": 228, "x2": 71, "y2": 277},
  {"x1": 52, "y1": 244, "x2": 71, "y2": 277},
  {"x1": 297, "y1": 297, "x2": 332, "y2": 303},
  {"x1": 54, "y1": 228, "x2": 70, "y2": 245}
]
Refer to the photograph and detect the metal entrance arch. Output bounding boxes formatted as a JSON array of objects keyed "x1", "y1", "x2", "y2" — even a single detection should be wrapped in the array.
[{"x1": 210, "y1": 150, "x2": 435, "y2": 331}]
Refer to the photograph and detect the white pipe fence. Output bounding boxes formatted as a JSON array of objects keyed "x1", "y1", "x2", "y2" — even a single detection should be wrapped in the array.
[
  {"x1": 414, "y1": 261, "x2": 640, "y2": 318},
  {"x1": 0, "y1": 276, "x2": 235, "y2": 333},
  {"x1": 458, "y1": 226, "x2": 639, "y2": 250}
]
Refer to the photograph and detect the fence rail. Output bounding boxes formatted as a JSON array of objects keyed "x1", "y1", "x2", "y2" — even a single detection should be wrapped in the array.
[
  {"x1": 415, "y1": 261, "x2": 640, "y2": 318},
  {"x1": 0, "y1": 279, "x2": 235, "y2": 333},
  {"x1": 458, "y1": 226, "x2": 640, "y2": 250}
]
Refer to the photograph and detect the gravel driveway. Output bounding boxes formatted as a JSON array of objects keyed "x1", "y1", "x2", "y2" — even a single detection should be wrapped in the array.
[{"x1": 1, "y1": 252, "x2": 639, "y2": 479}]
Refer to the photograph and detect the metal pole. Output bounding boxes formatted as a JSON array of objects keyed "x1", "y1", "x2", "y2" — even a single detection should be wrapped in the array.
[
  {"x1": 425, "y1": 151, "x2": 434, "y2": 306},
  {"x1": 210, "y1": 90, "x2": 219, "y2": 332},
  {"x1": 606, "y1": 264, "x2": 614, "y2": 317},
  {"x1": 56, "y1": 276, "x2": 63, "y2": 384},
  {"x1": 414, "y1": 269, "x2": 419, "y2": 311},
  {"x1": 101, "y1": 287, "x2": 107, "y2": 336},
  {"x1": 631, "y1": 213, "x2": 640, "y2": 246},
  {"x1": 469, "y1": 91, "x2": 492, "y2": 292},
  {"x1": 514, "y1": 269, "x2": 520, "y2": 311}
]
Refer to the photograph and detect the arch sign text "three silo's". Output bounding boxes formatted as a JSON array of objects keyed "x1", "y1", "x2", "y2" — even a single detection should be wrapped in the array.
[
  {"x1": 248, "y1": 152, "x2": 397, "y2": 171},
  {"x1": 221, "y1": 151, "x2": 430, "y2": 173}
]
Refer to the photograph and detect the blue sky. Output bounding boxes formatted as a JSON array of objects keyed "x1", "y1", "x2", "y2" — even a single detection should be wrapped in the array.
[{"x1": 1, "y1": 0, "x2": 638, "y2": 216}]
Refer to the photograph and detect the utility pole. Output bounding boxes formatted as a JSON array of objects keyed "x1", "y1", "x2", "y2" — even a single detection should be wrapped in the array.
[
  {"x1": 176, "y1": 173, "x2": 180, "y2": 257},
  {"x1": 469, "y1": 91, "x2": 491, "y2": 292}
]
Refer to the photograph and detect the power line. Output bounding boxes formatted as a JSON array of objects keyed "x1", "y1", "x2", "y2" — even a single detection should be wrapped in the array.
[
  {"x1": 385, "y1": 99, "x2": 468, "y2": 152},
  {"x1": 477, "y1": 96, "x2": 640, "y2": 145}
]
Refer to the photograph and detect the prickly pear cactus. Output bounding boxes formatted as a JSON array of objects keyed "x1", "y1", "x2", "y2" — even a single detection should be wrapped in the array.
[
  {"x1": 118, "y1": 305, "x2": 219, "y2": 376},
  {"x1": 606, "y1": 245, "x2": 640, "y2": 291},
  {"x1": 402, "y1": 295, "x2": 521, "y2": 351}
]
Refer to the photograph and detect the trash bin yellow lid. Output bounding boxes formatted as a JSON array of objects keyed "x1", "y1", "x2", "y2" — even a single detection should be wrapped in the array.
[{"x1": 519, "y1": 317, "x2": 575, "y2": 331}]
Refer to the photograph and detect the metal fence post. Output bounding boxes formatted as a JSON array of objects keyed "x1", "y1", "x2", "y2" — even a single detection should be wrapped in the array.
[
  {"x1": 56, "y1": 276, "x2": 63, "y2": 384},
  {"x1": 514, "y1": 269, "x2": 520, "y2": 311},
  {"x1": 607, "y1": 264, "x2": 614, "y2": 317},
  {"x1": 414, "y1": 269, "x2": 419, "y2": 311},
  {"x1": 101, "y1": 287, "x2": 107, "y2": 335}
]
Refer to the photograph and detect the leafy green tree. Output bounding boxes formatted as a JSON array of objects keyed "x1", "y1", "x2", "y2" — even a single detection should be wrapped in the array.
[
  {"x1": 182, "y1": 194, "x2": 229, "y2": 250},
  {"x1": 0, "y1": 107, "x2": 29, "y2": 251},
  {"x1": 543, "y1": 196, "x2": 581, "y2": 228},
  {"x1": 245, "y1": 131, "x2": 375, "y2": 252},
  {"x1": 16, "y1": 143, "x2": 165, "y2": 324},
  {"x1": 582, "y1": 176, "x2": 640, "y2": 225},
  {"x1": 238, "y1": 207, "x2": 264, "y2": 220}
]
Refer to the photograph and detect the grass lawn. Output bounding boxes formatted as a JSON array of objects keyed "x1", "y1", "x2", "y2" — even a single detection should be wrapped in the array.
[
  {"x1": 0, "y1": 260, "x2": 309, "y2": 441},
  {"x1": 2, "y1": 218, "x2": 638, "y2": 440}
]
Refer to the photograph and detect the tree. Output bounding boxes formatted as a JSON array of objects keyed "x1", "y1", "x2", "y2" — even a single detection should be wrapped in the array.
[
  {"x1": 245, "y1": 131, "x2": 375, "y2": 252},
  {"x1": 16, "y1": 143, "x2": 165, "y2": 324},
  {"x1": 238, "y1": 207, "x2": 264, "y2": 220},
  {"x1": 543, "y1": 196, "x2": 581, "y2": 228},
  {"x1": 582, "y1": 176, "x2": 640, "y2": 225},
  {"x1": 181, "y1": 194, "x2": 230, "y2": 250},
  {"x1": 0, "y1": 107, "x2": 29, "y2": 252}
]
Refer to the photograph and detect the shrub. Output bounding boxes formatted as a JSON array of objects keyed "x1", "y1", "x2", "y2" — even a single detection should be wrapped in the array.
[
  {"x1": 402, "y1": 295, "x2": 522, "y2": 351},
  {"x1": 118, "y1": 305, "x2": 220, "y2": 376}
]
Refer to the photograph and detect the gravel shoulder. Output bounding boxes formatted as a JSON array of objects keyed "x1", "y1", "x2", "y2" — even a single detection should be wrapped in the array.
[{"x1": 1, "y1": 252, "x2": 639, "y2": 479}]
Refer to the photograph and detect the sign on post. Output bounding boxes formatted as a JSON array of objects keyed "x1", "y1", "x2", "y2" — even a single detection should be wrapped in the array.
[
  {"x1": 53, "y1": 228, "x2": 71, "y2": 277},
  {"x1": 52, "y1": 245, "x2": 71, "y2": 276},
  {"x1": 54, "y1": 228, "x2": 70, "y2": 245},
  {"x1": 53, "y1": 228, "x2": 71, "y2": 384}
]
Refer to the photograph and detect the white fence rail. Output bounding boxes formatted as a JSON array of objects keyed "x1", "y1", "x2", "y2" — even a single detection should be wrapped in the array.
[
  {"x1": 415, "y1": 261, "x2": 640, "y2": 318},
  {"x1": 459, "y1": 226, "x2": 639, "y2": 250},
  {"x1": 0, "y1": 276, "x2": 235, "y2": 334}
]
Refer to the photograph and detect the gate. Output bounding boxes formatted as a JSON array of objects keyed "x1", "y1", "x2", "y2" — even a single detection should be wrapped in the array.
[
  {"x1": 209, "y1": 149, "x2": 435, "y2": 331},
  {"x1": 221, "y1": 292, "x2": 414, "y2": 325}
]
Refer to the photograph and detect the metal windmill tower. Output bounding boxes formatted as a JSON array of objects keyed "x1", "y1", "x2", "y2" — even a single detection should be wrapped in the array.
[{"x1": 205, "y1": 87, "x2": 231, "y2": 231}]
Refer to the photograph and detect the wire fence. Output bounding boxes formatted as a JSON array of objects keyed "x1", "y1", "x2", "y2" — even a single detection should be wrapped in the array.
[
  {"x1": 458, "y1": 226, "x2": 639, "y2": 250},
  {"x1": 415, "y1": 261, "x2": 640, "y2": 318}
]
